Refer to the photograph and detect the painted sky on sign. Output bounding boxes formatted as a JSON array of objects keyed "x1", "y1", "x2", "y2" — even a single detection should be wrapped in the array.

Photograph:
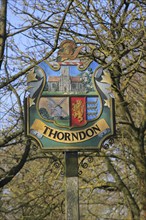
[{"x1": 39, "y1": 61, "x2": 98, "y2": 77}]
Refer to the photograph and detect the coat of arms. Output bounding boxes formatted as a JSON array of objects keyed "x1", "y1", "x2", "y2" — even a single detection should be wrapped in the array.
[{"x1": 25, "y1": 40, "x2": 115, "y2": 150}]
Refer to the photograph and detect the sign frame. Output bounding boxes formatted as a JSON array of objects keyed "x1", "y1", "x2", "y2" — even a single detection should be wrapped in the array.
[{"x1": 25, "y1": 40, "x2": 115, "y2": 151}]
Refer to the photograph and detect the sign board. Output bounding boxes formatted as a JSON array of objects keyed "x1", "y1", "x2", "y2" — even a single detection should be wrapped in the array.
[{"x1": 25, "y1": 40, "x2": 115, "y2": 151}]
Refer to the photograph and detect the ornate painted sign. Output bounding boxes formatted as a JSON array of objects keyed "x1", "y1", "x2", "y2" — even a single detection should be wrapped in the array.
[{"x1": 25, "y1": 40, "x2": 115, "y2": 151}]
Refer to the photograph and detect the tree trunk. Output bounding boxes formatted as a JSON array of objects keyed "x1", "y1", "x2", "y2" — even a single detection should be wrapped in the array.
[
  {"x1": 106, "y1": 157, "x2": 141, "y2": 220},
  {"x1": 0, "y1": 0, "x2": 7, "y2": 69},
  {"x1": 138, "y1": 131, "x2": 146, "y2": 220}
]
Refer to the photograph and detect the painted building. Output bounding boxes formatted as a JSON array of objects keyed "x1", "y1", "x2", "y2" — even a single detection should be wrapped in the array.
[{"x1": 48, "y1": 66, "x2": 85, "y2": 92}]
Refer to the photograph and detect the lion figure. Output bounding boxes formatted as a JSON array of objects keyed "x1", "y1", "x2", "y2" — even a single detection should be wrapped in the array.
[{"x1": 72, "y1": 100, "x2": 84, "y2": 122}]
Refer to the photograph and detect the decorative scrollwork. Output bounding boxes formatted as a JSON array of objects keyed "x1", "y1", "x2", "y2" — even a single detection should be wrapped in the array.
[
  {"x1": 109, "y1": 138, "x2": 114, "y2": 145},
  {"x1": 102, "y1": 138, "x2": 114, "y2": 150},
  {"x1": 103, "y1": 144, "x2": 109, "y2": 149},
  {"x1": 78, "y1": 154, "x2": 94, "y2": 175},
  {"x1": 78, "y1": 170, "x2": 82, "y2": 175},
  {"x1": 60, "y1": 171, "x2": 64, "y2": 176},
  {"x1": 49, "y1": 155, "x2": 64, "y2": 174},
  {"x1": 81, "y1": 162, "x2": 88, "y2": 169},
  {"x1": 88, "y1": 156, "x2": 93, "y2": 163},
  {"x1": 54, "y1": 161, "x2": 61, "y2": 168}
]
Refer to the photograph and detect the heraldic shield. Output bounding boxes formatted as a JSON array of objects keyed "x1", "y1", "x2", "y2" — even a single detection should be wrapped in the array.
[{"x1": 25, "y1": 40, "x2": 115, "y2": 151}]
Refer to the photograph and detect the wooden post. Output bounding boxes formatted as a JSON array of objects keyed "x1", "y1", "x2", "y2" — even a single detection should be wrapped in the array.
[{"x1": 65, "y1": 151, "x2": 79, "y2": 220}]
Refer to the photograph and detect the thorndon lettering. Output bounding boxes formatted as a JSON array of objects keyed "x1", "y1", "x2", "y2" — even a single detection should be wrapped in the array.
[{"x1": 30, "y1": 119, "x2": 110, "y2": 143}]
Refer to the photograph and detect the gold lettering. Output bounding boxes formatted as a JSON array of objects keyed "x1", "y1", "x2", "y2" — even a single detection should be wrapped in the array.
[
  {"x1": 71, "y1": 132, "x2": 79, "y2": 141},
  {"x1": 48, "y1": 129, "x2": 57, "y2": 139},
  {"x1": 43, "y1": 126, "x2": 49, "y2": 135},
  {"x1": 57, "y1": 132, "x2": 64, "y2": 140},
  {"x1": 86, "y1": 128, "x2": 94, "y2": 137},
  {"x1": 78, "y1": 131, "x2": 86, "y2": 140},
  {"x1": 65, "y1": 132, "x2": 71, "y2": 141},
  {"x1": 92, "y1": 125, "x2": 100, "y2": 133},
  {"x1": 31, "y1": 119, "x2": 110, "y2": 143}
]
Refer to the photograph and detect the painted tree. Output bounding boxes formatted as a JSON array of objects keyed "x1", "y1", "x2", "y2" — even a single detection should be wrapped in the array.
[{"x1": 0, "y1": 0, "x2": 145, "y2": 219}]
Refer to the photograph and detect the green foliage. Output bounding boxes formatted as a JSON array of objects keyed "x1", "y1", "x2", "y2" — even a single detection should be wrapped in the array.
[{"x1": 39, "y1": 108, "x2": 50, "y2": 120}]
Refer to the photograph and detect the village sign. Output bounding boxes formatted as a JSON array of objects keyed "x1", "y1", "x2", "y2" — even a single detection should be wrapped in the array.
[{"x1": 25, "y1": 40, "x2": 115, "y2": 151}]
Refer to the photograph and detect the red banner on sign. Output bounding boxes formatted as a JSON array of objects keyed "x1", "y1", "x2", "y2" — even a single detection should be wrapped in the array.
[{"x1": 70, "y1": 97, "x2": 86, "y2": 127}]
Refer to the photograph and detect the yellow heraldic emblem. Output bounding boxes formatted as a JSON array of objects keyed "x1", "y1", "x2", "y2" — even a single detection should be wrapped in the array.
[
  {"x1": 57, "y1": 40, "x2": 83, "y2": 61},
  {"x1": 72, "y1": 100, "x2": 84, "y2": 123}
]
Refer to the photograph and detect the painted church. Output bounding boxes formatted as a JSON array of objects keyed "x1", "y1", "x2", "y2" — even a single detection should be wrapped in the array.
[{"x1": 48, "y1": 66, "x2": 85, "y2": 93}]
